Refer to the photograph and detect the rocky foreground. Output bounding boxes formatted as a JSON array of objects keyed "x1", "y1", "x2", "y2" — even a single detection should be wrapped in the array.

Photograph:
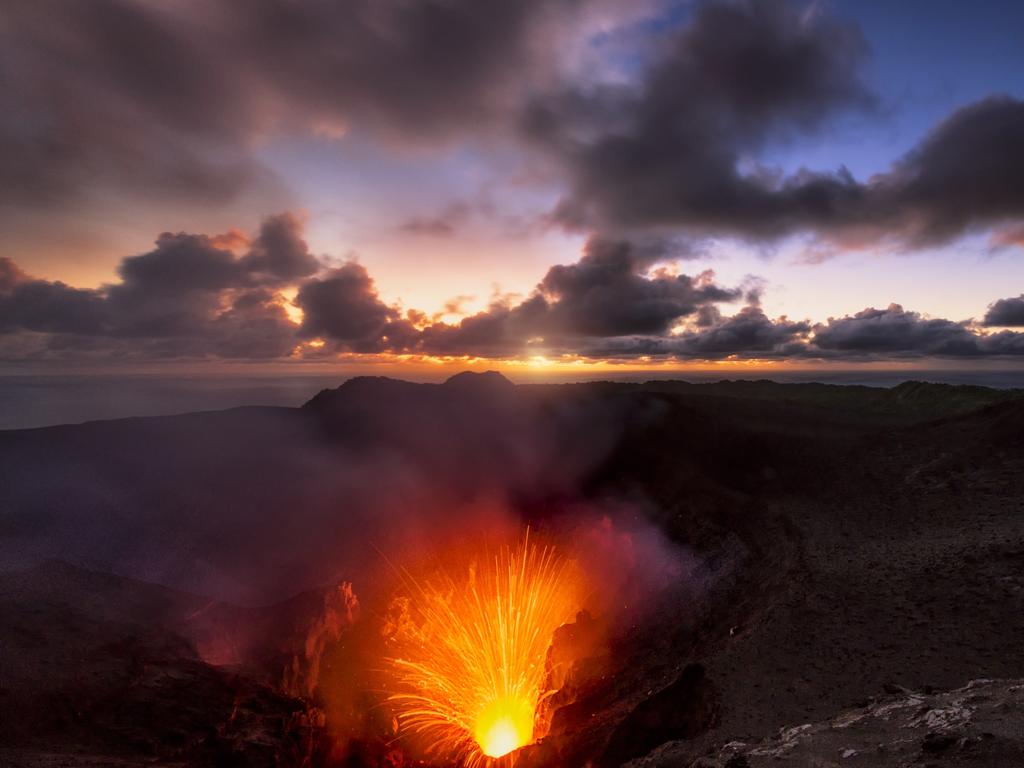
[{"x1": 632, "y1": 679, "x2": 1024, "y2": 767}]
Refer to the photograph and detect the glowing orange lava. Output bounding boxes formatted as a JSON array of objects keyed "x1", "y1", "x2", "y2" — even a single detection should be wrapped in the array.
[{"x1": 385, "y1": 533, "x2": 582, "y2": 765}]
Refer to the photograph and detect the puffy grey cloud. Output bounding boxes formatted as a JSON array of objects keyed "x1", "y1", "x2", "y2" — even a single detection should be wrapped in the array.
[
  {"x1": 0, "y1": 257, "x2": 109, "y2": 336},
  {"x1": 983, "y1": 294, "x2": 1024, "y2": 327},
  {"x1": 205, "y1": 289, "x2": 299, "y2": 359},
  {"x1": 579, "y1": 304, "x2": 809, "y2": 360},
  {"x1": 873, "y1": 96, "x2": 1024, "y2": 246},
  {"x1": 528, "y1": 0, "x2": 872, "y2": 237},
  {"x1": 808, "y1": 304, "x2": 1024, "y2": 358},
  {"x1": 412, "y1": 236, "x2": 741, "y2": 356},
  {"x1": 295, "y1": 263, "x2": 420, "y2": 353},
  {"x1": 416, "y1": 296, "x2": 549, "y2": 357},
  {"x1": 0, "y1": 278, "x2": 108, "y2": 336},
  {"x1": 810, "y1": 305, "x2": 979, "y2": 356},
  {"x1": 978, "y1": 330, "x2": 1024, "y2": 356},
  {"x1": 694, "y1": 304, "x2": 722, "y2": 328},
  {"x1": 241, "y1": 213, "x2": 321, "y2": 283},
  {"x1": 94, "y1": 212, "x2": 319, "y2": 340},
  {"x1": 538, "y1": 237, "x2": 738, "y2": 336},
  {"x1": 0, "y1": 215, "x2": 323, "y2": 358},
  {"x1": 674, "y1": 305, "x2": 810, "y2": 357},
  {"x1": 779, "y1": 96, "x2": 1024, "y2": 251},
  {"x1": 104, "y1": 234, "x2": 247, "y2": 338},
  {"x1": 579, "y1": 303, "x2": 1024, "y2": 362},
  {"x1": 0, "y1": 213, "x2": 421, "y2": 359}
]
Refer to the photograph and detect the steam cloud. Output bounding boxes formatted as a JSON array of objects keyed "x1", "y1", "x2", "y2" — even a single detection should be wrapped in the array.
[{"x1": 0, "y1": 373, "x2": 634, "y2": 602}]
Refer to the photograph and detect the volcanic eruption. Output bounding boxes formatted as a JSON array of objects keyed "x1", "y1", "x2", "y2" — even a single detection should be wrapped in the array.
[{"x1": 384, "y1": 532, "x2": 584, "y2": 765}]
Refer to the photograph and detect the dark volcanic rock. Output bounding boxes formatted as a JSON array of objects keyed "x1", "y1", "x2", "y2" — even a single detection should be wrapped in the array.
[
  {"x1": 630, "y1": 679, "x2": 1024, "y2": 767},
  {"x1": 0, "y1": 561, "x2": 335, "y2": 767},
  {"x1": 922, "y1": 731, "x2": 959, "y2": 753},
  {"x1": 600, "y1": 663, "x2": 719, "y2": 767}
]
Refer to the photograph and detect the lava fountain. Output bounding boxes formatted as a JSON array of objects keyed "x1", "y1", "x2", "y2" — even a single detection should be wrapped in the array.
[{"x1": 385, "y1": 532, "x2": 583, "y2": 765}]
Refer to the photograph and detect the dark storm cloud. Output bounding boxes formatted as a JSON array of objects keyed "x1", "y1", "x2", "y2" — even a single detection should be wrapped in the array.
[
  {"x1": 979, "y1": 331, "x2": 1024, "y2": 356},
  {"x1": 416, "y1": 297, "x2": 548, "y2": 357},
  {"x1": 865, "y1": 96, "x2": 1024, "y2": 247},
  {"x1": 205, "y1": 290, "x2": 298, "y2": 359},
  {"x1": 694, "y1": 304, "x2": 722, "y2": 328},
  {"x1": 528, "y1": 0, "x2": 873, "y2": 237},
  {"x1": 810, "y1": 305, "x2": 979, "y2": 356},
  {"x1": 675, "y1": 305, "x2": 809, "y2": 357},
  {"x1": 538, "y1": 237, "x2": 737, "y2": 336},
  {"x1": 0, "y1": 279, "x2": 108, "y2": 336},
  {"x1": 982, "y1": 295, "x2": 1024, "y2": 328},
  {"x1": 808, "y1": 304, "x2": 1024, "y2": 358},
  {"x1": 240, "y1": 213, "x2": 321, "y2": 283},
  {"x1": 0, "y1": 213, "x2": 432, "y2": 359},
  {"x1": 412, "y1": 236, "x2": 741, "y2": 356},
  {"x1": 528, "y1": 2, "x2": 1024, "y2": 249},
  {"x1": 0, "y1": 0, "x2": 576, "y2": 211},
  {"x1": 294, "y1": 263, "x2": 419, "y2": 353},
  {"x1": 0, "y1": 259, "x2": 109, "y2": 336},
  {"x1": 103, "y1": 214, "x2": 318, "y2": 339},
  {"x1": 581, "y1": 303, "x2": 1024, "y2": 362},
  {"x1": 0, "y1": 215, "x2": 327, "y2": 358},
  {"x1": 580, "y1": 304, "x2": 808, "y2": 360},
  {"x1": 784, "y1": 96, "x2": 1024, "y2": 250},
  {"x1": 118, "y1": 237, "x2": 242, "y2": 291}
]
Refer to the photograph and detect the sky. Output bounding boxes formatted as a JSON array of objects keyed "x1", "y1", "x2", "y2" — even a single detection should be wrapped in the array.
[{"x1": 1, "y1": 0, "x2": 1023, "y2": 374}]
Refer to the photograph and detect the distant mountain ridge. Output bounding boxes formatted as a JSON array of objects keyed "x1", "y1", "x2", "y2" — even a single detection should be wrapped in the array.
[{"x1": 302, "y1": 369, "x2": 515, "y2": 410}]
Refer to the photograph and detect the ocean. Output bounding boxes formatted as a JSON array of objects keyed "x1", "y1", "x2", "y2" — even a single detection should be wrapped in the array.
[{"x1": 0, "y1": 369, "x2": 1021, "y2": 431}]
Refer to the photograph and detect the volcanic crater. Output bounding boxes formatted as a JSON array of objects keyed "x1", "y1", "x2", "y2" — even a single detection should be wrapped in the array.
[{"x1": 2, "y1": 373, "x2": 1023, "y2": 767}]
